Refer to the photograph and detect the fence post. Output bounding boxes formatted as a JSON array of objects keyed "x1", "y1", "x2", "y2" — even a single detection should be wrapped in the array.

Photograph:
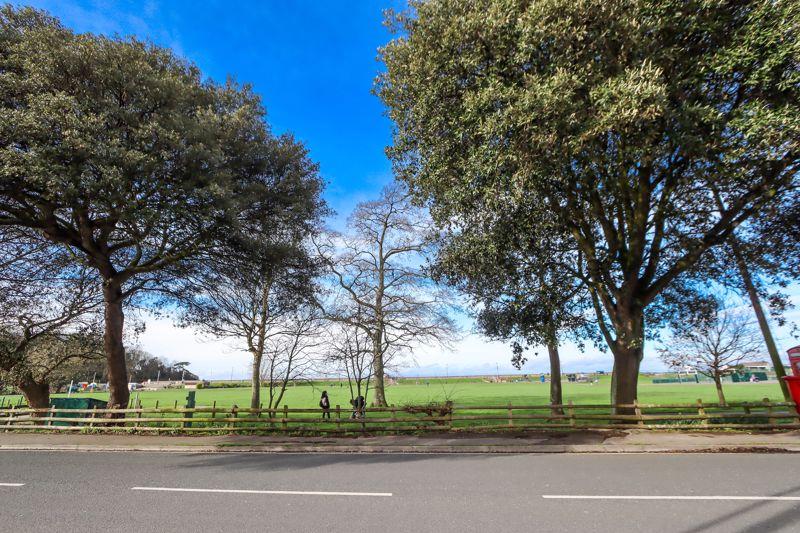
[
  {"x1": 229, "y1": 405, "x2": 238, "y2": 432},
  {"x1": 335, "y1": 405, "x2": 341, "y2": 433},
  {"x1": 361, "y1": 405, "x2": 366, "y2": 434},
  {"x1": 448, "y1": 403, "x2": 454, "y2": 430},
  {"x1": 89, "y1": 405, "x2": 97, "y2": 429},
  {"x1": 633, "y1": 399, "x2": 644, "y2": 427},
  {"x1": 697, "y1": 399, "x2": 707, "y2": 427},
  {"x1": 507, "y1": 402, "x2": 514, "y2": 428},
  {"x1": 764, "y1": 398, "x2": 776, "y2": 426},
  {"x1": 567, "y1": 400, "x2": 576, "y2": 427},
  {"x1": 5, "y1": 404, "x2": 15, "y2": 430},
  {"x1": 183, "y1": 391, "x2": 196, "y2": 429},
  {"x1": 282, "y1": 405, "x2": 288, "y2": 431}
]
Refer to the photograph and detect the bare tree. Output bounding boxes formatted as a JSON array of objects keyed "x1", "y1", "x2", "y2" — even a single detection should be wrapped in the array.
[
  {"x1": 260, "y1": 307, "x2": 325, "y2": 410},
  {"x1": 658, "y1": 307, "x2": 762, "y2": 406},
  {"x1": 0, "y1": 229, "x2": 103, "y2": 408},
  {"x1": 179, "y1": 136, "x2": 325, "y2": 410},
  {"x1": 182, "y1": 247, "x2": 318, "y2": 409},
  {"x1": 325, "y1": 321, "x2": 374, "y2": 415},
  {"x1": 318, "y1": 182, "x2": 457, "y2": 406}
]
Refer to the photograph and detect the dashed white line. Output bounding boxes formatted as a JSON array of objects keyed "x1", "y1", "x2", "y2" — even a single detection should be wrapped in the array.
[
  {"x1": 0, "y1": 483, "x2": 24, "y2": 487},
  {"x1": 131, "y1": 486, "x2": 392, "y2": 497},
  {"x1": 543, "y1": 495, "x2": 800, "y2": 501}
]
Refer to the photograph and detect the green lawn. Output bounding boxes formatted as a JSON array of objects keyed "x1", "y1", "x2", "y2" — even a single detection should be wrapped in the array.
[{"x1": 0, "y1": 375, "x2": 787, "y2": 409}]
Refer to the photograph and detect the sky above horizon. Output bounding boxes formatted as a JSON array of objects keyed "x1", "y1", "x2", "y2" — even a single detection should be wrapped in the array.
[{"x1": 19, "y1": 1, "x2": 800, "y2": 380}]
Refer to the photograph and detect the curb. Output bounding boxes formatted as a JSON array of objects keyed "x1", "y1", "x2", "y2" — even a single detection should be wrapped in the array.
[{"x1": 2, "y1": 444, "x2": 799, "y2": 454}]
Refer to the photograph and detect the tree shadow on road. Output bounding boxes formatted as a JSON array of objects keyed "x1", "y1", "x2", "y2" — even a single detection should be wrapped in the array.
[
  {"x1": 680, "y1": 483, "x2": 800, "y2": 533},
  {"x1": 172, "y1": 451, "x2": 524, "y2": 473}
]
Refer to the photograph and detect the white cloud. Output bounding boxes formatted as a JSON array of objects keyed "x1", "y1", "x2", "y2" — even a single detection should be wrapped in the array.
[
  {"x1": 135, "y1": 281, "x2": 800, "y2": 380},
  {"x1": 136, "y1": 314, "x2": 252, "y2": 380}
]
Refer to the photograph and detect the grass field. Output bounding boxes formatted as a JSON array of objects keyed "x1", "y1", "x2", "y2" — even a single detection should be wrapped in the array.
[{"x1": 0, "y1": 375, "x2": 787, "y2": 409}]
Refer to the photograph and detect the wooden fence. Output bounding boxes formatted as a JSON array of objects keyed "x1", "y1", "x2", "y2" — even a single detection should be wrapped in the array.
[{"x1": 1, "y1": 399, "x2": 798, "y2": 433}]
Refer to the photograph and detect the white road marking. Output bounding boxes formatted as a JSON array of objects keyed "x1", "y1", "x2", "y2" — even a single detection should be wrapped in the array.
[
  {"x1": 131, "y1": 486, "x2": 392, "y2": 497},
  {"x1": 0, "y1": 483, "x2": 24, "y2": 487},
  {"x1": 543, "y1": 495, "x2": 800, "y2": 501}
]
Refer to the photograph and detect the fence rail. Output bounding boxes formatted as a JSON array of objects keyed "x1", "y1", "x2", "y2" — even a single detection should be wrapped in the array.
[{"x1": 1, "y1": 400, "x2": 798, "y2": 433}]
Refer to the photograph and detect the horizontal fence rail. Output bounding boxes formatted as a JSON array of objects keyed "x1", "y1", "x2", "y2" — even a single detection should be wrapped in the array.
[{"x1": 1, "y1": 399, "x2": 798, "y2": 434}]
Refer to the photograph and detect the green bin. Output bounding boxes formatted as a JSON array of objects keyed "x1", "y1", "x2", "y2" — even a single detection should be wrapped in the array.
[{"x1": 49, "y1": 397, "x2": 108, "y2": 426}]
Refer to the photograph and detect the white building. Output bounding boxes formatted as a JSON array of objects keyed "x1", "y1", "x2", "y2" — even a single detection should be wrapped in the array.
[{"x1": 741, "y1": 361, "x2": 771, "y2": 372}]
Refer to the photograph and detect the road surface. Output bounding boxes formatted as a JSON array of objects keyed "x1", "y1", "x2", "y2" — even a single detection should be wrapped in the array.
[{"x1": 0, "y1": 451, "x2": 798, "y2": 532}]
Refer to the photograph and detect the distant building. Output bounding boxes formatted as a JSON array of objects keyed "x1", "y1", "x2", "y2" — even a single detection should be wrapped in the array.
[{"x1": 741, "y1": 361, "x2": 771, "y2": 372}]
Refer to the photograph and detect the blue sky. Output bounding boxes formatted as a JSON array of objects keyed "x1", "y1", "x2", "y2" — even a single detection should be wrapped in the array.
[
  {"x1": 25, "y1": 0, "x2": 403, "y2": 223},
  {"x1": 18, "y1": 1, "x2": 800, "y2": 380}
]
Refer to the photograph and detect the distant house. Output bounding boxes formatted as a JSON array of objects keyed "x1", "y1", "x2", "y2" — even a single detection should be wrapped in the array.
[
  {"x1": 183, "y1": 380, "x2": 209, "y2": 390},
  {"x1": 741, "y1": 361, "x2": 771, "y2": 372}
]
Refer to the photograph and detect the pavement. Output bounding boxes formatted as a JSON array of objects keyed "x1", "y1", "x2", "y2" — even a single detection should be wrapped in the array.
[
  {"x1": 1, "y1": 450, "x2": 799, "y2": 532},
  {"x1": 2, "y1": 429, "x2": 800, "y2": 453}
]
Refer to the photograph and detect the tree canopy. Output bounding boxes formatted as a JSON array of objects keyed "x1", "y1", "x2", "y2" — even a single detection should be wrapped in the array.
[
  {"x1": 0, "y1": 227, "x2": 103, "y2": 407},
  {"x1": 0, "y1": 6, "x2": 324, "y2": 408},
  {"x1": 379, "y1": 0, "x2": 800, "y2": 407}
]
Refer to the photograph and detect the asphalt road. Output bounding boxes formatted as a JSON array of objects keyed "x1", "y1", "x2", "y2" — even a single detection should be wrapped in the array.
[{"x1": 0, "y1": 451, "x2": 798, "y2": 532}]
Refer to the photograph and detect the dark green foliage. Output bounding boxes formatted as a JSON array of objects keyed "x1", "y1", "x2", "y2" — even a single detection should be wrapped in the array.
[
  {"x1": 0, "y1": 6, "x2": 327, "y2": 408},
  {"x1": 378, "y1": 0, "x2": 800, "y2": 405}
]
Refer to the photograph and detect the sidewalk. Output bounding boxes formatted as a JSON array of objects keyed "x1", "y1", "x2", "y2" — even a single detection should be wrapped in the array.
[{"x1": 2, "y1": 429, "x2": 799, "y2": 453}]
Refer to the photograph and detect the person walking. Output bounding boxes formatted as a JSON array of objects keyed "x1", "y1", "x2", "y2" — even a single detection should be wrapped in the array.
[{"x1": 319, "y1": 391, "x2": 331, "y2": 419}]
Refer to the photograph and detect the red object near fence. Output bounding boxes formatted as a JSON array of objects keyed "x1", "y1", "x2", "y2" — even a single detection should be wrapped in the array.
[
  {"x1": 784, "y1": 377, "x2": 800, "y2": 415},
  {"x1": 788, "y1": 345, "x2": 800, "y2": 377},
  {"x1": 784, "y1": 346, "x2": 800, "y2": 414}
]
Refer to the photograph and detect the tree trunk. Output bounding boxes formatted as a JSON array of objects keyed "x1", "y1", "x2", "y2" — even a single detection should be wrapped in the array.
[
  {"x1": 713, "y1": 374, "x2": 727, "y2": 406},
  {"x1": 103, "y1": 281, "x2": 130, "y2": 411},
  {"x1": 252, "y1": 282, "x2": 270, "y2": 410},
  {"x1": 18, "y1": 375, "x2": 50, "y2": 414},
  {"x1": 711, "y1": 189, "x2": 790, "y2": 401},
  {"x1": 371, "y1": 329, "x2": 387, "y2": 407},
  {"x1": 611, "y1": 347, "x2": 642, "y2": 416},
  {"x1": 547, "y1": 342, "x2": 564, "y2": 415},
  {"x1": 610, "y1": 311, "x2": 645, "y2": 417},
  {"x1": 730, "y1": 242, "x2": 790, "y2": 400},
  {"x1": 250, "y1": 350, "x2": 262, "y2": 410}
]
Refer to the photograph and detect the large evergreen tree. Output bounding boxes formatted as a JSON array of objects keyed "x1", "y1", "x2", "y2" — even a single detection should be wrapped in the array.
[
  {"x1": 379, "y1": 0, "x2": 800, "y2": 409},
  {"x1": 0, "y1": 7, "x2": 313, "y2": 409}
]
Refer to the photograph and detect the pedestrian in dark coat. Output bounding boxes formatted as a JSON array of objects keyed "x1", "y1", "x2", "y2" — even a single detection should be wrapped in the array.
[{"x1": 319, "y1": 391, "x2": 331, "y2": 419}]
